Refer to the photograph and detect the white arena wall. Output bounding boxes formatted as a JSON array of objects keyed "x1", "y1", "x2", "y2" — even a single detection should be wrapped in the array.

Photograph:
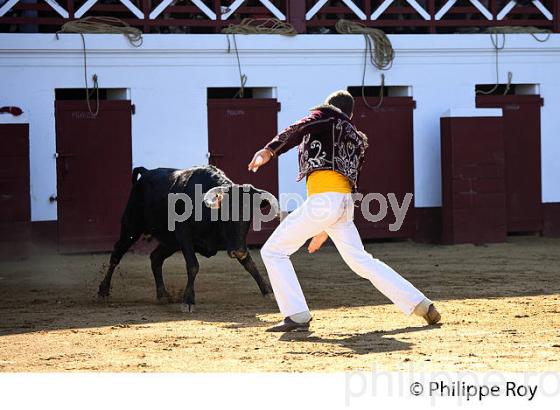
[{"x1": 1, "y1": 33, "x2": 560, "y2": 222}]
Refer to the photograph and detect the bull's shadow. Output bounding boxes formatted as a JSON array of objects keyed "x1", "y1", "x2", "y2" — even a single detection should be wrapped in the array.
[
  {"x1": 278, "y1": 325, "x2": 441, "y2": 355},
  {"x1": 0, "y1": 299, "x2": 278, "y2": 338}
]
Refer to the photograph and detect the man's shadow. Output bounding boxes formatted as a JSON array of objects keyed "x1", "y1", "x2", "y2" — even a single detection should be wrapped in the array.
[{"x1": 278, "y1": 324, "x2": 441, "y2": 355}]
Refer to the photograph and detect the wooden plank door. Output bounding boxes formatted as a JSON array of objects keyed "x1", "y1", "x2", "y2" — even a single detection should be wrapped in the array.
[
  {"x1": 0, "y1": 123, "x2": 31, "y2": 259},
  {"x1": 476, "y1": 95, "x2": 543, "y2": 233},
  {"x1": 351, "y1": 97, "x2": 416, "y2": 239},
  {"x1": 55, "y1": 100, "x2": 132, "y2": 253},
  {"x1": 0, "y1": 124, "x2": 30, "y2": 224},
  {"x1": 207, "y1": 99, "x2": 280, "y2": 244},
  {"x1": 440, "y1": 115, "x2": 507, "y2": 244}
]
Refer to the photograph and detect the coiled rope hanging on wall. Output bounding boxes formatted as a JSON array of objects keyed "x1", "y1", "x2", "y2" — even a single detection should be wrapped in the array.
[
  {"x1": 225, "y1": 34, "x2": 248, "y2": 99},
  {"x1": 55, "y1": 17, "x2": 143, "y2": 116},
  {"x1": 222, "y1": 18, "x2": 297, "y2": 98},
  {"x1": 335, "y1": 19, "x2": 394, "y2": 70},
  {"x1": 477, "y1": 26, "x2": 551, "y2": 96},
  {"x1": 335, "y1": 20, "x2": 394, "y2": 109},
  {"x1": 57, "y1": 16, "x2": 143, "y2": 47},
  {"x1": 485, "y1": 25, "x2": 552, "y2": 42},
  {"x1": 222, "y1": 18, "x2": 297, "y2": 36}
]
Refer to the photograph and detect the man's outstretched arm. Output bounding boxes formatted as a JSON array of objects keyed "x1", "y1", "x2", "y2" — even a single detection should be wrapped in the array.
[
  {"x1": 248, "y1": 110, "x2": 326, "y2": 172},
  {"x1": 248, "y1": 147, "x2": 274, "y2": 173}
]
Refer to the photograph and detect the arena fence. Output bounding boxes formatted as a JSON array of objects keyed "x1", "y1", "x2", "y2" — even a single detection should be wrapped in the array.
[{"x1": 0, "y1": 0, "x2": 558, "y2": 34}]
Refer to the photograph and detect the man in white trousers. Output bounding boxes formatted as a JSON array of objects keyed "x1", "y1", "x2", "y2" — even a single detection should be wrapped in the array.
[{"x1": 248, "y1": 90, "x2": 441, "y2": 332}]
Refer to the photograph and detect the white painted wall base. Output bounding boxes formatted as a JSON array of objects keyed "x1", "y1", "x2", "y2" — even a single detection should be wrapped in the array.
[{"x1": 1, "y1": 33, "x2": 559, "y2": 221}]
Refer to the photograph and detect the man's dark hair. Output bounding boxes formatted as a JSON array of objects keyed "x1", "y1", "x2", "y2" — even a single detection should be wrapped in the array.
[{"x1": 325, "y1": 90, "x2": 354, "y2": 117}]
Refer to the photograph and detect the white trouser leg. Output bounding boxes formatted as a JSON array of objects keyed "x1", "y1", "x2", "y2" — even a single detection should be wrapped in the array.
[
  {"x1": 325, "y1": 207, "x2": 426, "y2": 315},
  {"x1": 260, "y1": 193, "x2": 346, "y2": 318}
]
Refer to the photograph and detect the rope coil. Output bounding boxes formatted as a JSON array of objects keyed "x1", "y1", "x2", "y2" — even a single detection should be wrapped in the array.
[
  {"x1": 55, "y1": 17, "x2": 143, "y2": 116},
  {"x1": 57, "y1": 16, "x2": 143, "y2": 47},
  {"x1": 226, "y1": 34, "x2": 248, "y2": 99},
  {"x1": 485, "y1": 25, "x2": 552, "y2": 43},
  {"x1": 222, "y1": 18, "x2": 297, "y2": 98},
  {"x1": 477, "y1": 27, "x2": 551, "y2": 96},
  {"x1": 335, "y1": 19, "x2": 394, "y2": 71},
  {"x1": 222, "y1": 18, "x2": 297, "y2": 36},
  {"x1": 336, "y1": 20, "x2": 394, "y2": 109}
]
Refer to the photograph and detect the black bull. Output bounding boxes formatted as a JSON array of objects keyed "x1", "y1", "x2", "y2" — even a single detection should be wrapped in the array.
[{"x1": 98, "y1": 165, "x2": 275, "y2": 312}]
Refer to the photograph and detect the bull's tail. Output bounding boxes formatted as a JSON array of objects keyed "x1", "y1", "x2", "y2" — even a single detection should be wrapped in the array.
[{"x1": 132, "y1": 166, "x2": 147, "y2": 184}]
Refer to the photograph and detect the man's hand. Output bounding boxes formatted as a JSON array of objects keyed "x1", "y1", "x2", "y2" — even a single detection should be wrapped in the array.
[
  {"x1": 308, "y1": 231, "x2": 329, "y2": 253},
  {"x1": 248, "y1": 149, "x2": 272, "y2": 173}
]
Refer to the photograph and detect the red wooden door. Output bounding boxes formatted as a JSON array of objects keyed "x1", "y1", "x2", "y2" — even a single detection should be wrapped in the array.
[
  {"x1": 0, "y1": 123, "x2": 31, "y2": 259},
  {"x1": 0, "y1": 124, "x2": 30, "y2": 223},
  {"x1": 351, "y1": 97, "x2": 416, "y2": 239},
  {"x1": 207, "y1": 99, "x2": 280, "y2": 244},
  {"x1": 55, "y1": 100, "x2": 132, "y2": 253},
  {"x1": 440, "y1": 116, "x2": 507, "y2": 244},
  {"x1": 476, "y1": 95, "x2": 543, "y2": 233}
]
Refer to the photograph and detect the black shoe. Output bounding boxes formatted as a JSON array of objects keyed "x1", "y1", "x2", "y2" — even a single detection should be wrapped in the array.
[{"x1": 266, "y1": 317, "x2": 311, "y2": 332}]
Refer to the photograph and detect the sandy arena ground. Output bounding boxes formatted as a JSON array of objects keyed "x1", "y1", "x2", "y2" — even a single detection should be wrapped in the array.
[{"x1": 0, "y1": 236, "x2": 559, "y2": 372}]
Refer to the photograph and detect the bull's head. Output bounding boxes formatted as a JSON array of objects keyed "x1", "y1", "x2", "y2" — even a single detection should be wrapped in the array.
[{"x1": 203, "y1": 184, "x2": 279, "y2": 259}]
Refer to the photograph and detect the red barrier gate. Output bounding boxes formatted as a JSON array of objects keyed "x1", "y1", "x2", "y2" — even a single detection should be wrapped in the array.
[
  {"x1": 351, "y1": 96, "x2": 416, "y2": 239},
  {"x1": 0, "y1": 121, "x2": 30, "y2": 259},
  {"x1": 207, "y1": 98, "x2": 280, "y2": 245},
  {"x1": 55, "y1": 100, "x2": 132, "y2": 253},
  {"x1": 440, "y1": 112, "x2": 507, "y2": 244},
  {"x1": 476, "y1": 95, "x2": 544, "y2": 233}
]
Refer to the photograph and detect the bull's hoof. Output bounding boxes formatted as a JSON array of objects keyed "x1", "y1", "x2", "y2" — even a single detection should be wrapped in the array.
[
  {"x1": 181, "y1": 304, "x2": 195, "y2": 313},
  {"x1": 157, "y1": 290, "x2": 172, "y2": 305},
  {"x1": 97, "y1": 285, "x2": 110, "y2": 300}
]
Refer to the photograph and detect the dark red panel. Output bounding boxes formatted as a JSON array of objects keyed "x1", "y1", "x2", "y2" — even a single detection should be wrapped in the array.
[
  {"x1": 0, "y1": 124, "x2": 30, "y2": 223},
  {"x1": 352, "y1": 97, "x2": 415, "y2": 239},
  {"x1": 0, "y1": 221, "x2": 31, "y2": 261},
  {"x1": 476, "y1": 95, "x2": 543, "y2": 233},
  {"x1": 440, "y1": 116, "x2": 507, "y2": 244},
  {"x1": 448, "y1": 208, "x2": 507, "y2": 244},
  {"x1": 0, "y1": 124, "x2": 30, "y2": 260},
  {"x1": 207, "y1": 98, "x2": 280, "y2": 245},
  {"x1": 0, "y1": 124, "x2": 28, "y2": 156},
  {"x1": 0, "y1": 156, "x2": 30, "y2": 180},
  {"x1": 414, "y1": 207, "x2": 442, "y2": 244},
  {"x1": 287, "y1": 0, "x2": 306, "y2": 33},
  {"x1": 55, "y1": 100, "x2": 132, "y2": 253},
  {"x1": 543, "y1": 202, "x2": 560, "y2": 237},
  {"x1": 30, "y1": 221, "x2": 58, "y2": 245}
]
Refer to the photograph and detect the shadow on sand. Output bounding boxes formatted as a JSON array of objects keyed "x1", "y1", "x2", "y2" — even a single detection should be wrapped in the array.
[
  {"x1": 279, "y1": 325, "x2": 442, "y2": 355},
  {"x1": 1, "y1": 235, "x2": 558, "y2": 337}
]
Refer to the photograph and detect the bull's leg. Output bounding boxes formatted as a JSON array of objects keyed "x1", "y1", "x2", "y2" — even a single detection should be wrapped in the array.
[
  {"x1": 180, "y1": 245, "x2": 199, "y2": 313},
  {"x1": 237, "y1": 251, "x2": 272, "y2": 297},
  {"x1": 98, "y1": 228, "x2": 140, "y2": 298},
  {"x1": 150, "y1": 243, "x2": 177, "y2": 304}
]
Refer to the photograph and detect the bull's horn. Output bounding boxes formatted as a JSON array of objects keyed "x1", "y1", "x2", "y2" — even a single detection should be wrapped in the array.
[{"x1": 203, "y1": 186, "x2": 228, "y2": 209}]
